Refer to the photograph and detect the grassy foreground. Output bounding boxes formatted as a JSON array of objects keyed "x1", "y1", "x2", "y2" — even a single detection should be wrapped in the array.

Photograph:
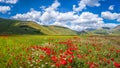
[{"x1": 0, "y1": 35, "x2": 120, "y2": 68}]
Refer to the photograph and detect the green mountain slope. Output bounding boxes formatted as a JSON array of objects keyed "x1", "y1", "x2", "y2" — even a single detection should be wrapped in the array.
[
  {"x1": 0, "y1": 18, "x2": 44, "y2": 35},
  {"x1": 110, "y1": 25, "x2": 120, "y2": 35},
  {"x1": 0, "y1": 18, "x2": 77, "y2": 35},
  {"x1": 80, "y1": 27, "x2": 111, "y2": 35},
  {"x1": 88, "y1": 28, "x2": 109, "y2": 35},
  {"x1": 81, "y1": 26, "x2": 120, "y2": 35}
]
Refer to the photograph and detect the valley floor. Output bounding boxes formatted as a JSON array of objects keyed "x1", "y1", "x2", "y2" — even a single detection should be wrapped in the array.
[{"x1": 0, "y1": 35, "x2": 120, "y2": 68}]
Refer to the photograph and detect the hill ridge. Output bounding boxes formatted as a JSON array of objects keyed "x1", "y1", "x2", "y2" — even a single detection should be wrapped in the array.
[{"x1": 0, "y1": 18, "x2": 78, "y2": 35}]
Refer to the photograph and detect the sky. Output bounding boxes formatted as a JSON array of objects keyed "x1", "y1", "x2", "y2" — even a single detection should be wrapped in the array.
[{"x1": 0, "y1": 0, "x2": 120, "y2": 31}]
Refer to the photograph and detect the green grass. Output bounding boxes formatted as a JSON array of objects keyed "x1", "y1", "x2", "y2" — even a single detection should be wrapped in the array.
[{"x1": 0, "y1": 35, "x2": 120, "y2": 68}]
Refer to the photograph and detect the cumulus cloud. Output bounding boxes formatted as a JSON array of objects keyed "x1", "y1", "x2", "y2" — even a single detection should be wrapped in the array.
[
  {"x1": 101, "y1": 11, "x2": 120, "y2": 22},
  {"x1": 51, "y1": 12, "x2": 105, "y2": 31},
  {"x1": 40, "y1": 0, "x2": 60, "y2": 24},
  {"x1": 70, "y1": 23, "x2": 117, "y2": 31},
  {"x1": 103, "y1": 23, "x2": 117, "y2": 28},
  {"x1": 12, "y1": 9, "x2": 41, "y2": 23},
  {"x1": 45, "y1": 0, "x2": 60, "y2": 11},
  {"x1": 72, "y1": 12, "x2": 103, "y2": 24},
  {"x1": 108, "y1": 5, "x2": 114, "y2": 10},
  {"x1": 69, "y1": 12, "x2": 105, "y2": 31},
  {"x1": 0, "y1": 0, "x2": 18, "y2": 4},
  {"x1": 11, "y1": 0, "x2": 118, "y2": 31},
  {"x1": 56, "y1": 12, "x2": 78, "y2": 23},
  {"x1": 0, "y1": 6, "x2": 11, "y2": 14},
  {"x1": 73, "y1": 0, "x2": 101, "y2": 12},
  {"x1": 52, "y1": 12, "x2": 78, "y2": 27}
]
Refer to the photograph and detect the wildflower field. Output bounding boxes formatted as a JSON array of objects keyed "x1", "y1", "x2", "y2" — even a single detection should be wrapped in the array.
[{"x1": 0, "y1": 35, "x2": 120, "y2": 68}]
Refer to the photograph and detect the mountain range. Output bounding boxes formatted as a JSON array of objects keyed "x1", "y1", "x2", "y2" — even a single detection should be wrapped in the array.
[
  {"x1": 0, "y1": 18, "x2": 120, "y2": 35},
  {"x1": 0, "y1": 18, "x2": 77, "y2": 35},
  {"x1": 78, "y1": 26, "x2": 120, "y2": 35}
]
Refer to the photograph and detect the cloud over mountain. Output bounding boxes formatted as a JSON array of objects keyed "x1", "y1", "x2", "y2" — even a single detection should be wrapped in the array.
[{"x1": 11, "y1": 0, "x2": 118, "y2": 31}]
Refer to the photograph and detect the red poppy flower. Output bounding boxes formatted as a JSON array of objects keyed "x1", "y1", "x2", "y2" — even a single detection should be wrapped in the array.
[
  {"x1": 39, "y1": 55, "x2": 44, "y2": 59},
  {"x1": 71, "y1": 56, "x2": 75, "y2": 59},
  {"x1": 90, "y1": 64, "x2": 95, "y2": 68},
  {"x1": 114, "y1": 62, "x2": 120, "y2": 68},
  {"x1": 60, "y1": 49, "x2": 63, "y2": 53},
  {"x1": 68, "y1": 66, "x2": 72, "y2": 68},
  {"x1": 51, "y1": 56, "x2": 58, "y2": 62},
  {"x1": 55, "y1": 62, "x2": 60, "y2": 67},
  {"x1": 28, "y1": 57, "x2": 32, "y2": 61},
  {"x1": 87, "y1": 62, "x2": 98, "y2": 68},
  {"x1": 77, "y1": 54, "x2": 82, "y2": 58},
  {"x1": 111, "y1": 58, "x2": 114, "y2": 61},
  {"x1": 68, "y1": 58, "x2": 73, "y2": 63},
  {"x1": 66, "y1": 50, "x2": 73, "y2": 55},
  {"x1": 60, "y1": 59, "x2": 67, "y2": 65},
  {"x1": 88, "y1": 50, "x2": 92, "y2": 53}
]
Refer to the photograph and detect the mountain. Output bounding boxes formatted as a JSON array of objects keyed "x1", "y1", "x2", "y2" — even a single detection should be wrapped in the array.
[
  {"x1": 80, "y1": 26, "x2": 120, "y2": 35},
  {"x1": 110, "y1": 25, "x2": 120, "y2": 35},
  {"x1": 0, "y1": 18, "x2": 77, "y2": 35},
  {"x1": 79, "y1": 27, "x2": 111, "y2": 35},
  {"x1": 81, "y1": 27, "x2": 111, "y2": 35},
  {"x1": 0, "y1": 18, "x2": 120, "y2": 35}
]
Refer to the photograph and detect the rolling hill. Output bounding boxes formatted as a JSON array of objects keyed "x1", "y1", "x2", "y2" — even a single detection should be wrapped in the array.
[
  {"x1": 0, "y1": 18, "x2": 78, "y2": 35},
  {"x1": 86, "y1": 27, "x2": 110, "y2": 35},
  {"x1": 81, "y1": 26, "x2": 120, "y2": 35},
  {"x1": 0, "y1": 18, "x2": 120, "y2": 35},
  {"x1": 77, "y1": 27, "x2": 110, "y2": 35},
  {"x1": 110, "y1": 25, "x2": 120, "y2": 35}
]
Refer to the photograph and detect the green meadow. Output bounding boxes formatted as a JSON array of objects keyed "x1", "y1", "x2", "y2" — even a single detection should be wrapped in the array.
[{"x1": 0, "y1": 35, "x2": 120, "y2": 68}]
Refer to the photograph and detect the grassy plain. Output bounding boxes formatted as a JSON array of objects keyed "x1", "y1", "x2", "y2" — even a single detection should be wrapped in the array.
[{"x1": 0, "y1": 35, "x2": 120, "y2": 68}]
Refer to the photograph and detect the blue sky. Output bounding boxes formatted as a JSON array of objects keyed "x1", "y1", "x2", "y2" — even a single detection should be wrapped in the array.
[{"x1": 0, "y1": 0, "x2": 120, "y2": 31}]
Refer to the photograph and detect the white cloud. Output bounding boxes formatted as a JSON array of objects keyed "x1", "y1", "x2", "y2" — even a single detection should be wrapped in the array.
[
  {"x1": 40, "y1": 11, "x2": 59, "y2": 24},
  {"x1": 72, "y1": 12, "x2": 103, "y2": 24},
  {"x1": 101, "y1": 11, "x2": 120, "y2": 22},
  {"x1": 73, "y1": 1, "x2": 86, "y2": 12},
  {"x1": 56, "y1": 12, "x2": 78, "y2": 22},
  {"x1": 103, "y1": 23, "x2": 117, "y2": 28},
  {"x1": 69, "y1": 12, "x2": 105, "y2": 31},
  {"x1": 52, "y1": 12, "x2": 78, "y2": 27},
  {"x1": 11, "y1": 0, "x2": 118, "y2": 31},
  {"x1": 70, "y1": 23, "x2": 117, "y2": 31},
  {"x1": 12, "y1": 0, "x2": 60, "y2": 24},
  {"x1": 108, "y1": 5, "x2": 114, "y2": 10},
  {"x1": 0, "y1": 0, "x2": 18, "y2": 4},
  {"x1": 73, "y1": 0, "x2": 101, "y2": 12},
  {"x1": 51, "y1": 12, "x2": 115, "y2": 31},
  {"x1": 0, "y1": 6, "x2": 11, "y2": 14},
  {"x1": 12, "y1": 9, "x2": 41, "y2": 23},
  {"x1": 40, "y1": 6, "x2": 46, "y2": 10},
  {"x1": 52, "y1": 22, "x2": 69, "y2": 28},
  {"x1": 40, "y1": 0, "x2": 60, "y2": 24},
  {"x1": 45, "y1": 0, "x2": 60, "y2": 11},
  {"x1": 83, "y1": 0, "x2": 100, "y2": 7}
]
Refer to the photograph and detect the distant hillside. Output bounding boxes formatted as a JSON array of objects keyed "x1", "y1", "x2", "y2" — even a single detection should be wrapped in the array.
[
  {"x1": 78, "y1": 27, "x2": 112, "y2": 35},
  {"x1": 0, "y1": 18, "x2": 120, "y2": 35},
  {"x1": 0, "y1": 18, "x2": 77, "y2": 35},
  {"x1": 110, "y1": 25, "x2": 120, "y2": 35},
  {"x1": 80, "y1": 26, "x2": 120, "y2": 35},
  {"x1": 89, "y1": 27, "x2": 111, "y2": 35}
]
